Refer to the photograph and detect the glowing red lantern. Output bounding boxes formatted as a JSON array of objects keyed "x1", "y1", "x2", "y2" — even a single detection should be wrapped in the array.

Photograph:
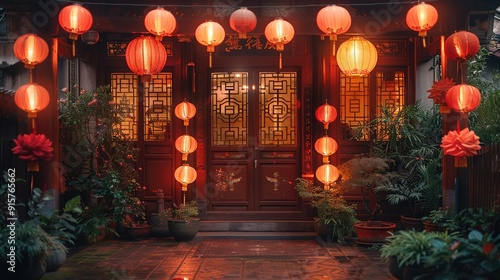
[
  {"x1": 444, "y1": 31, "x2": 480, "y2": 61},
  {"x1": 174, "y1": 164, "x2": 197, "y2": 192},
  {"x1": 13, "y1": 34, "x2": 49, "y2": 69},
  {"x1": 229, "y1": 7, "x2": 257, "y2": 39},
  {"x1": 316, "y1": 5, "x2": 351, "y2": 55},
  {"x1": 195, "y1": 21, "x2": 225, "y2": 68},
  {"x1": 174, "y1": 100, "x2": 197, "y2": 126},
  {"x1": 144, "y1": 7, "x2": 177, "y2": 41},
  {"x1": 315, "y1": 136, "x2": 338, "y2": 163},
  {"x1": 15, "y1": 83, "x2": 50, "y2": 118},
  {"x1": 315, "y1": 101, "x2": 338, "y2": 129},
  {"x1": 405, "y1": 2, "x2": 438, "y2": 39},
  {"x1": 264, "y1": 18, "x2": 295, "y2": 69},
  {"x1": 316, "y1": 163, "x2": 340, "y2": 190},
  {"x1": 125, "y1": 36, "x2": 167, "y2": 84},
  {"x1": 58, "y1": 3, "x2": 93, "y2": 55},
  {"x1": 445, "y1": 84, "x2": 481, "y2": 113},
  {"x1": 336, "y1": 36, "x2": 378, "y2": 76},
  {"x1": 175, "y1": 135, "x2": 198, "y2": 161}
]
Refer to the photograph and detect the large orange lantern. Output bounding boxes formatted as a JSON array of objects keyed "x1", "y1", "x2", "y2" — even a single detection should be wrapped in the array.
[
  {"x1": 175, "y1": 135, "x2": 198, "y2": 161},
  {"x1": 229, "y1": 7, "x2": 257, "y2": 39},
  {"x1": 195, "y1": 21, "x2": 225, "y2": 68},
  {"x1": 315, "y1": 101, "x2": 337, "y2": 129},
  {"x1": 336, "y1": 36, "x2": 378, "y2": 76},
  {"x1": 174, "y1": 100, "x2": 197, "y2": 126},
  {"x1": 316, "y1": 163, "x2": 340, "y2": 190},
  {"x1": 405, "y1": 2, "x2": 438, "y2": 46},
  {"x1": 13, "y1": 33, "x2": 49, "y2": 69},
  {"x1": 316, "y1": 5, "x2": 351, "y2": 55},
  {"x1": 444, "y1": 31, "x2": 480, "y2": 61},
  {"x1": 14, "y1": 83, "x2": 50, "y2": 118},
  {"x1": 264, "y1": 18, "x2": 295, "y2": 69},
  {"x1": 58, "y1": 3, "x2": 93, "y2": 55},
  {"x1": 144, "y1": 7, "x2": 177, "y2": 41},
  {"x1": 314, "y1": 136, "x2": 338, "y2": 163},
  {"x1": 125, "y1": 35, "x2": 167, "y2": 84},
  {"x1": 445, "y1": 84, "x2": 481, "y2": 113}
]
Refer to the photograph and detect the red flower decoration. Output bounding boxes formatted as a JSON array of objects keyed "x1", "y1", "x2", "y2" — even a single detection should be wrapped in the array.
[
  {"x1": 12, "y1": 133, "x2": 54, "y2": 161},
  {"x1": 482, "y1": 242, "x2": 495, "y2": 255},
  {"x1": 441, "y1": 128, "x2": 481, "y2": 158},
  {"x1": 427, "y1": 77, "x2": 456, "y2": 105}
]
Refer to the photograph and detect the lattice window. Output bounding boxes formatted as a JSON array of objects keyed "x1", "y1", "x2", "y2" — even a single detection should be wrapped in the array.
[
  {"x1": 340, "y1": 73, "x2": 370, "y2": 141},
  {"x1": 144, "y1": 73, "x2": 173, "y2": 141},
  {"x1": 259, "y1": 72, "x2": 297, "y2": 146},
  {"x1": 111, "y1": 73, "x2": 138, "y2": 140},
  {"x1": 211, "y1": 72, "x2": 248, "y2": 146},
  {"x1": 375, "y1": 71, "x2": 405, "y2": 141}
]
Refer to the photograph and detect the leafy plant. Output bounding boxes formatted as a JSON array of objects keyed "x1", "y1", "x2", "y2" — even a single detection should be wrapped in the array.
[
  {"x1": 422, "y1": 208, "x2": 453, "y2": 226},
  {"x1": 444, "y1": 207, "x2": 499, "y2": 237},
  {"x1": 164, "y1": 201, "x2": 199, "y2": 222},
  {"x1": 295, "y1": 178, "x2": 357, "y2": 243}
]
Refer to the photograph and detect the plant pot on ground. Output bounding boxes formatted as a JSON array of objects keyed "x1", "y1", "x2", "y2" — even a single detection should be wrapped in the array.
[
  {"x1": 165, "y1": 201, "x2": 200, "y2": 241},
  {"x1": 295, "y1": 178, "x2": 357, "y2": 243}
]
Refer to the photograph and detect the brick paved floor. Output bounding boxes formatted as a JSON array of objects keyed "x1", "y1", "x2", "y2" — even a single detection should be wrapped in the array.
[{"x1": 42, "y1": 234, "x2": 395, "y2": 280}]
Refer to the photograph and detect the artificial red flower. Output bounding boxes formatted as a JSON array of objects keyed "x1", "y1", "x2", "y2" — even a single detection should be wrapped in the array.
[
  {"x1": 427, "y1": 77, "x2": 456, "y2": 105},
  {"x1": 482, "y1": 242, "x2": 495, "y2": 255},
  {"x1": 441, "y1": 128, "x2": 481, "y2": 158},
  {"x1": 12, "y1": 133, "x2": 54, "y2": 161}
]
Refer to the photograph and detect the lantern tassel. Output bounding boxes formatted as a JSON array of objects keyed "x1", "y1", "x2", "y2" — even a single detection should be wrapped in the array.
[
  {"x1": 209, "y1": 53, "x2": 212, "y2": 68},
  {"x1": 422, "y1": 37, "x2": 426, "y2": 48},
  {"x1": 72, "y1": 40, "x2": 76, "y2": 57},
  {"x1": 279, "y1": 52, "x2": 282, "y2": 69},
  {"x1": 332, "y1": 40, "x2": 336, "y2": 57}
]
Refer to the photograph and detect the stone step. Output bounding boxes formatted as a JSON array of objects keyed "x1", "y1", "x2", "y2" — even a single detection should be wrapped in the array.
[{"x1": 199, "y1": 220, "x2": 315, "y2": 232}]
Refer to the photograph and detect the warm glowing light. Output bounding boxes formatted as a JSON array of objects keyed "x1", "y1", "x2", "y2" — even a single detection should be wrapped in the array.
[
  {"x1": 405, "y1": 2, "x2": 438, "y2": 38},
  {"x1": 229, "y1": 7, "x2": 257, "y2": 39},
  {"x1": 175, "y1": 135, "x2": 198, "y2": 161},
  {"x1": 315, "y1": 101, "x2": 338, "y2": 129},
  {"x1": 445, "y1": 84, "x2": 481, "y2": 113},
  {"x1": 316, "y1": 163, "x2": 340, "y2": 190},
  {"x1": 144, "y1": 7, "x2": 177, "y2": 41},
  {"x1": 316, "y1": 5, "x2": 351, "y2": 55},
  {"x1": 195, "y1": 21, "x2": 225, "y2": 67},
  {"x1": 444, "y1": 31, "x2": 480, "y2": 61},
  {"x1": 15, "y1": 83, "x2": 50, "y2": 118},
  {"x1": 13, "y1": 33, "x2": 49, "y2": 69},
  {"x1": 174, "y1": 164, "x2": 197, "y2": 191},
  {"x1": 125, "y1": 35, "x2": 167, "y2": 84},
  {"x1": 336, "y1": 37, "x2": 378, "y2": 76},
  {"x1": 58, "y1": 4, "x2": 93, "y2": 40}
]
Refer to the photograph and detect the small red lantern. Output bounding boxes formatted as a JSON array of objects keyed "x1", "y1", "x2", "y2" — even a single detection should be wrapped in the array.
[
  {"x1": 15, "y1": 83, "x2": 50, "y2": 118},
  {"x1": 406, "y1": 2, "x2": 438, "y2": 46},
  {"x1": 174, "y1": 100, "x2": 197, "y2": 126},
  {"x1": 316, "y1": 5, "x2": 351, "y2": 55},
  {"x1": 445, "y1": 84, "x2": 481, "y2": 113},
  {"x1": 175, "y1": 135, "x2": 198, "y2": 161},
  {"x1": 264, "y1": 18, "x2": 295, "y2": 69},
  {"x1": 316, "y1": 163, "x2": 340, "y2": 190},
  {"x1": 314, "y1": 136, "x2": 338, "y2": 163},
  {"x1": 58, "y1": 3, "x2": 93, "y2": 55},
  {"x1": 13, "y1": 33, "x2": 49, "y2": 69},
  {"x1": 444, "y1": 31, "x2": 480, "y2": 61},
  {"x1": 174, "y1": 164, "x2": 197, "y2": 192},
  {"x1": 229, "y1": 7, "x2": 257, "y2": 39},
  {"x1": 336, "y1": 36, "x2": 378, "y2": 76},
  {"x1": 125, "y1": 36, "x2": 167, "y2": 84},
  {"x1": 144, "y1": 7, "x2": 177, "y2": 41},
  {"x1": 195, "y1": 20, "x2": 225, "y2": 68},
  {"x1": 315, "y1": 101, "x2": 337, "y2": 130}
]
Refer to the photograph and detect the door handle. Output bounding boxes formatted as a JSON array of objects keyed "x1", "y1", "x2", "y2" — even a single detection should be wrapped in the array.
[{"x1": 254, "y1": 159, "x2": 257, "y2": 169}]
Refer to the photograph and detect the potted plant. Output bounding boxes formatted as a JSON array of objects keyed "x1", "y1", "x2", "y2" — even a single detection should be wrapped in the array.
[
  {"x1": 337, "y1": 155, "x2": 399, "y2": 245},
  {"x1": 443, "y1": 207, "x2": 499, "y2": 237},
  {"x1": 295, "y1": 178, "x2": 357, "y2": 243},
  {"x1": 122, "y1": 204, "x2": 151, "y2": 240},
  {"x1": 165, "y1": 201, "x2": 200, "y2": 241},
  {"x1": 422, "y1": 208, "x2": 453, "y2": 232}
]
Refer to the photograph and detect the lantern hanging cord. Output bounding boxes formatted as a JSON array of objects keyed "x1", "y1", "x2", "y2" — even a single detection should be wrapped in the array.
[{"x1": 56, "y1": 0, "x2": 438, "y2": 8}]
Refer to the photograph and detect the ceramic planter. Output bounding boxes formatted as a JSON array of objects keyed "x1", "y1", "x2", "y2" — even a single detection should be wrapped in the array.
[
  {"x1": 168, "y1": 219, "x2": 200, "y2": 241},
  {"x1": 124, "y1": 225, "x2": 152, "y2": 240},
  {"x1": 354, "y1": 221, "x2": 396, "y2": 245},
  {"x1": 400, "y1": 215, "x2": 424, "y2": 231},
  {"x1": 46, "y1": 247, "x2": 67, "y2": 272},
  {"x1": 313, "y1": 218, "x2": 336, "y2": 242}
]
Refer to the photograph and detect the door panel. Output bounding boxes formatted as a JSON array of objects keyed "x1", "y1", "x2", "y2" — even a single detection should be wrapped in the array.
[{"x1": 207, "y1": 70, "x2": 300, "y2": 214}]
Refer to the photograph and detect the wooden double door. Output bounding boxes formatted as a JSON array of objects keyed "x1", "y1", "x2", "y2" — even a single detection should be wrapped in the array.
[{"x1": 206, "y1": 69, "x2": 303, "y2": 216}]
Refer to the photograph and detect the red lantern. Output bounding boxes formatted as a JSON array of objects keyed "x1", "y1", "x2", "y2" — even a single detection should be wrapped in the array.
[
  {"x1": 406, "y1": 2, "x2": 438, "y2": 38},
  {"x1": 13, "y1": 34, "x2": 49, "y2": 69},
  {"x1": 315, "y1": 163, "x2": 339, "y2": 190},
  {"x1": 174, "y1": 164, "x2": 197, "y2": 192},
  {"x1": 316, "y1": 5, "x2": 351, "y2": 55},
  {"x1": 195, "y1": 21, "x2": 225, "y2": 68},
  {"x1": 445, "y1": 84, "x2": 481, "y2": 113},
  {"x1": 314, "y1": 136, "x2": 338, "y2": 163},
  {"x1": 264, "y1": 18, "x2": 295, "y2": 69},
  {"x1": 15, "y1": 83, "x2": 50, "y2": 118},
  {"x1": 58, "y1": 3, "x2": 93, "y2": 55},
  {"x1": 144, "y1": 7, "x2": 177, "y2": 41},
  {"x1": 315, "y1": 101, "x2": 337, "y2": 129},
  {"x1": 336, "y1": 36, "x2": 378, "y2": 76},
  {"x1": 229, "y1": 7, "x2": 257, "y2": 39},
  {"x1": 125, "y1": 36, "x2": 167, "y2": 84},
  {"x1": 444, "y1": 31, "x2": 480, "y2": 61},
  {"x1": 174, "y1": 100, "x2": 197, "y2": 126},
  {"x1": 175, "y1": 135, "x2": 198, "y2": 161}
]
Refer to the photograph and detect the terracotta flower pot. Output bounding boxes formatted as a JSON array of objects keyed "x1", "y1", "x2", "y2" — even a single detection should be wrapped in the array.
[{"x1": 354, "y1": 221, "x2": 396, "y2": 245}]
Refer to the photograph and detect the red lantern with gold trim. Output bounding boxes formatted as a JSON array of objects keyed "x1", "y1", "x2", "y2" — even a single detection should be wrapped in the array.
[
  {"x1": 229, "y1": 7, "x2": 257, "y2": 39},
  {"x1": 336, "y1": 36, "x2": 378, "y2": 76},
  {"x1": 15, "y1": 83, "x2": 50, "y2": 118},
  {"x1": 406, "y1": 2, "x2": 438, "y2": 38},
  {"x1": 316, "y1": 5, "x2": 351, "y2": 55},
  {"x1": 13, "y1": 34, "x2": 49, "y2": 69},
  {"x1": 144, "y1": 7, "x2": 177, "y2": 41},
  {"x1": 195, "y1": 20, "x2": 225, "y2": 68},
  {"x1": 314, "y1": 136, "x2": 338, "y2": 163},
  {"x1": 174, "y1": 164, "x2": 197, "y2": 191},
  {"x1": 264, "y1": 18, "x2": 295, "y2": 69},
  {"x1": 445, "y1": 84, "x2": 481, "y2": 113},
  {"x1": 125, "y1": 35, "x2": 167, "y2": 84},
  {"x1": 174, "y1": 100, "x2": 197, "y2": 126},
  {"x1": 444, "y1": 31, "x2": 480, "y2": 61},
  {"x1": 315, "y1": 101, "x2": 337, "y2": 130},
  {"x1": 58, "y1": 3, "x2": 93, "y2": 55},
  {"x1": 175, "y1": 135, "x2": 198, "y2": 161},
  {"x1": 316, "y1": 163, "x2": 339, "y2": 190}
]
